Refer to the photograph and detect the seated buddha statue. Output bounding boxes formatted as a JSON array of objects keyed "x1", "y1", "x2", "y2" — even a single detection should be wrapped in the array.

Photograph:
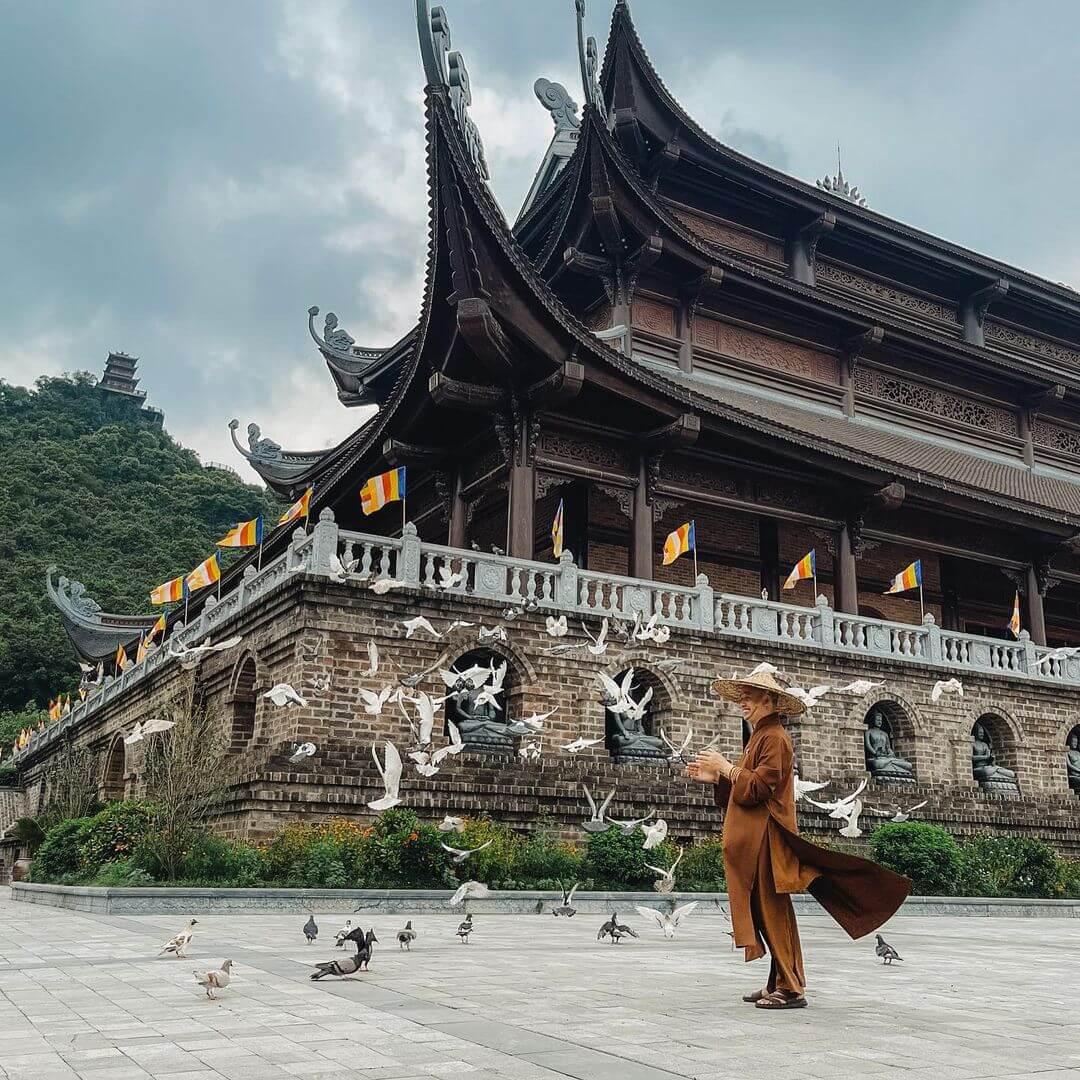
[
  {"x1": 1066, "y1": 732, "x2": 1080, "y2": 795},
  {"x1": 448, "y1": 682, "x2": 514, "y2": 753},
  {"x1": 971, "y1": 723, "x2": 1019, "y2": 793},
  {"x1": 604, "y1": 692, "x2": 668, "y2": 764},
  {"x1": 864, "y1": 711, "x2": 916, "y2": 783}
]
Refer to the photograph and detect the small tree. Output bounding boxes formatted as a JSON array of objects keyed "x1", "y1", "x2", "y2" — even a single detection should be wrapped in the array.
[
  {"x1": 41, "y1": 743, "x2": 99, "y2": 826},
  {"x1": 139, "y1": 679, "x2": 231, "y2": 881}
]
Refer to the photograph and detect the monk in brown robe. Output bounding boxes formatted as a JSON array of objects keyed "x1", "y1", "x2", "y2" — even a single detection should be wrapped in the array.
[{"x1": 687, "y1": 669, "x2": 910, "y2": 1011}]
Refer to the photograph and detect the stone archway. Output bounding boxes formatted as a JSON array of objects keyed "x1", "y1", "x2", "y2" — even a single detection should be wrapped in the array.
[
  {"x1": 229, "y1": 655, "x2": 258, "y2": 752},
  {"x1": 101, "y1": 738, "x2": 126, "y2": 802},
  {"x1": 971, "y1": 713, "x2": 1021, "y2": 793},
  {"x1": 602, "y1": 666, "x2": 670, "y2": 764},
  {"x1": 1065, "y1": 724, "x2": 1080, "y2": 796},
  {"x1": 862, "y1": 700, "x2": 917, "y2": 784},
  {"x1": 444, "y1": 647, "x2": 517, "y2": 753}
]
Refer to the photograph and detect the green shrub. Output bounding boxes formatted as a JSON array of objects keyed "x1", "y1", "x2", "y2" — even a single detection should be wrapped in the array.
[
  {"x1": 79, "y1": 800, "x2": 158, "y2": 872},
  {"x1": 583, "y1": 827, "x2": 676, "y2": 889},
  {"x1": 516, "y1": 829, "x2": 584, "y2": 889},
  {"x1": 455, "y1": 816, "x2": 523, "y2": 887},
  {"x1": 303, "y1": 840, "x2": 348, "y2": 889},
  {"x1": 869, "y1": 822, "x2": 960, "y2": 896},
  {"x1": 957, "y1": 836, "x2": 1063, "y2": 898},
  {"x1": 1060, "y1": 858, "x2": 1080, "y2": 900},
  {"x1": 30, "y1": 817, "x2": 93, "y2": 881},
  {"x1": 180, "y1": 834, "x2": 267, "y2": 887},
  {"x1": 92, "y1": 859, "x2": 155, "y2": 887},
  {"x1": 677, "y1": 838, "x2": 726, "y2": 892},
  {"x1": 370, "y1": 808, "x2": 453, "y2": 887}
]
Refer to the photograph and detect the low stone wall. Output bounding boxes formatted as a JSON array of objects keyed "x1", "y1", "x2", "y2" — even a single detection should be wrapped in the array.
[{"x1": 12, "y1": 882, "x2": 1080, "y2": 918}]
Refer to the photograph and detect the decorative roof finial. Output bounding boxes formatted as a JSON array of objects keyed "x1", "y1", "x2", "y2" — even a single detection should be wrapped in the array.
[
  {"x1": 816, "y1": 143, "x2": 867, "y2": 207},
  {"x1": 575, "y1": 0, "x2": 607, "y2": 123}
]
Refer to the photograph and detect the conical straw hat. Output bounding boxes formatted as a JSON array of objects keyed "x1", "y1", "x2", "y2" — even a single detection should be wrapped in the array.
[{"x1": 711, "y1": 668, "x2": 806, "y2": 717}]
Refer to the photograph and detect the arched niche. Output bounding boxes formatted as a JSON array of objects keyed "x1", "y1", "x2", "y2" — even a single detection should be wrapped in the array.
[
  {"x1": 971, "y1": 713, "x2": 1020, "y2": 793},
  {"x1": 444, "y1": 647, "x2": 516, "y2": 753},
  {"x1": 101, "y1": 738, "x2": 126, "y2": 801},
  {"x1": 229, "y1": 655, "x2": 257, "y2": 752},
  {"x1": 1065, "y1": 724, "x2": 1080, "y2": 796},
  {"x1": 863, "y1": 701, "x2": 917, "y2": 784},
  {"x1": 603, "y1": 666, "x2": 669, "y2": 764}
]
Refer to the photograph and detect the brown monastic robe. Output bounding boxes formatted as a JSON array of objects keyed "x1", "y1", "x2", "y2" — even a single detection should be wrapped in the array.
[{"x1": 716, "y1": 713, "x2": 910, "y2": 992}]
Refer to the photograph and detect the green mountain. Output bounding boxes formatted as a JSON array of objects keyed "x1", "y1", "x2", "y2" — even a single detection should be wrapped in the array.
[{"x1": 0, "y1": 373, "x2": 279, "y2": 716}]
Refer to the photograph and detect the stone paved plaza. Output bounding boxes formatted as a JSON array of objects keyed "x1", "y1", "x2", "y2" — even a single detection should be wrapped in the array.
[{"x1": 1, "y1": 890, "x2": 1079, "y2": 1080}]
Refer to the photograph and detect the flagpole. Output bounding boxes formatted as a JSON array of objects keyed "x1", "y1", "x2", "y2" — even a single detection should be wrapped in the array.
[
  {"x1": 918, "y1": 580, "x2": 925, "y2": 622},
  {"x1": 691, "y1": 521, "x2": 698, "y2": 584},
  {"x1": 402, "y1": 494, "x2": 407, "y2": 538},
  {"x1": 813, "y1": 571, "x2": 818, "y2": 604},
  {"x1": 257, "y1": 539, "x2": 264, "y2": 572}
]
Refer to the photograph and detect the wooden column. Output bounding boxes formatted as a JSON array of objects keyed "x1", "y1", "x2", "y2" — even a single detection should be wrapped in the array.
[
  {"x1": 1025, "y1": 563, "x2": 1047, "y2": 646},
  {"x1": 506, "y1": 417, "x2": 535, "y2": 560},
  {"x1": 834, "y1": 522, "x2": 859, "y2": 615},
  {"x1": 631, "y1": 457, "x2": 653, "y2": 580},
  {"x1": 938, "y1": 555, "x2": 961, "y2": 631},
  {"x1": 676, "y1": 300, "x2": 693, "y2": 372},
  {"x1": 758, "y1": 519, "x2": 779, "y2": 600},
  {"x1": 447, "y1": 467, "x2": 467, "y2": 549},
  {"x1": 1018, "y1": 409, "x2": 1035, "y2": 468}
]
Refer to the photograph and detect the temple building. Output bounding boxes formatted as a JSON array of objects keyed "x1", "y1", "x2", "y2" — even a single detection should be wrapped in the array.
[{"x1": 11, "y1": 1, "x2": 1080, "y2": 864}]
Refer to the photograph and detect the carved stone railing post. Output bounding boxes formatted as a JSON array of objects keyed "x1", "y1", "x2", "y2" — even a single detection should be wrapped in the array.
[
  {"x1": 310, "y1": 508, "x2": 339, "y2": 575},
  {"x1": 239, "y1": 564, "x2": 255, "y2": 607},
  {"x1": 695, "y1": 573, "x2": 714, "y2": 631},
  {"x1": 815, "y1": 593, "x2": 834, "y2": 646},
  {"x1": 400, "y1": 522, "x2": 422, "y2": 587},
  {"x1": 1018, "y1": 629, "x2": 1036, "y2": 675},
  {"x1": 556, "y1": 550, "x2": 578, "y2": 609},
  {"x1": 922, "y1": 612, "x2": 941, "y2": 663},
  {"x1": 288, "y1": 527, "x2": 308, "y2": 572}
]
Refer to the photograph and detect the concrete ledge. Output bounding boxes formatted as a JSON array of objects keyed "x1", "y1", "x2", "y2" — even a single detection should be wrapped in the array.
[{"x1": 11, "y1": 882, "x2": 1080, "y2": 917}]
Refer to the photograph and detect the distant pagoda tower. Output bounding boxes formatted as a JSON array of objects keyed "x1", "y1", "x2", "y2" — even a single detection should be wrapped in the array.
[{"x1": 97, "y1": 351, "x2": 164, "y2": 426}]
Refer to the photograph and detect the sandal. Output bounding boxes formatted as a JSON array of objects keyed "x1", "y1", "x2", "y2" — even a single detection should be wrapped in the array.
[
  {"x1": 741, "y1": 989, "x2": 770, "y2": 1003},
  {"x1": 754, "y1": 991, "x2": 808, "y2": 1010}
]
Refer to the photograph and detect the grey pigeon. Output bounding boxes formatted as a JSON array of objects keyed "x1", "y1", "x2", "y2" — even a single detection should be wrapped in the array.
[
  {"x1": 311, "y1": 927, "x2": 372, "y2": 979},
  {"x1": 193, "y1": 959, "x2": 233, "y2": 1000},
  {"x1": 597, "y1": 911, "x2": 638, "y2": 944},
  {"x1": 456, "y1": 913, "x2": 474, "y2": 943},
  {"x1": 875, "y1": 933, "x2": 902, "y2": 964},
  {"x1": 552, "y1": 882, "x2": 579, "y2": 917},
  {"x1": 303, "y1": 915, "x2": 318, "y2": 944},
  {"x1": 397, "y1": 920, "x2": 417, "y2": 950}
]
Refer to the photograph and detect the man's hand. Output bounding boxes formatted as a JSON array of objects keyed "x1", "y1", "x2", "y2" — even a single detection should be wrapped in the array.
[
  {"x1": 696, "y1": 749, "x2": 734, "y2": 780},
  {"x1": 686, "y1": 761, "x2": 721, "y2": 784}
]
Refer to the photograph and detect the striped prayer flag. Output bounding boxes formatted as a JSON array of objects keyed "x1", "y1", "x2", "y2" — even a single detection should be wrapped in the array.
[
  {"x1": 1008, "y1": 592, "x2": 1021, "y2": 638},
  {"x1": 783, "y1": 549, "x2": 816, "y2": 590},
  {"x1": 885, "y1": 559, "x2": 922, "y2": 595},
  {"x1": 136, "y1": 635, "x2": 149, "y2": 664},
  {"x1": 115, "y1": 644, "x2": 130, "y2": 672},
  {"x1": 279, "y1": 487, "x2": 313, "y2": 526},
  {"x1": 48, "y1": 698, "x2": 60, "y2": 721},
  {"x1": 62, "y1": 695, "x2": 71, "y2": 716},
  {"x1": 149, "y1": 575, "x2": 187, "y2": 605},
  {"x1": 662, "y1": 521, "x2": 696, "y2": 566},
  {"x1": 360, "y1": 467, "x2": 407, "y2": 516},
  {"x1": 78, "y1": 686, "x2": 87, "y2": 702},
  {"x1": 217, "y1": 517, "x2": 263, "y2": 548},
  {"x1": 551, "y1": 499, "x2": 565, "y2": 559},
  {"x1": 185, "y1": 553, "x2": 221, "y2": 593},
  {"x1": 147, "y1": 613, "x2": 166, "y2": 644}
]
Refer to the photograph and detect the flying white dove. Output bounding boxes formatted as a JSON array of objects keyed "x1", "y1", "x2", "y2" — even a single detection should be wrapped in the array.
[
  {"x1": 477, "y1": 625, "x2": 508, "y2": 643},
  {"x1": 518, "y1": 738, "x2": 543, "y2": 761},
  {"x1": 446, "y1": 619, "x2": 477, "y2": 634},
  {"x1": 806, "y1": 778, "x2": 868, "y2": 820},
  {"x1": 930, "y1": 678, "x2": 964, "y2": 703},
  {"x1": 439, "y1": 815, "x2": 466, "y2": 833},
  {"x1": 834, "y1": 679, "x2": 883, "y2": 695},
  {"x1": 747, "y1": 662, "x2": 778, "y2": 676},
  {"x1": 582, "y1": 784, "x2": 615, "y2": 832},
  {"x1": 328, "y1": 552, "x2": 351, "y2": 583},
  {"x1": 433, "y1": 564, "x2": 465, "y2": 591},
  {"x1": 288, "y1": 742, "x2": 317, "y2": 765},
  {"x1": 123, "y1": 723, "x2": 144, "y2": 745},
  {"x1": 360, "y1": 640, "x2": 379, "y2": 677},
  {"x1": 633, "y1": 613, "x2": 660, "y2": 642},
  {"x1": 545, "y1": 614, "x2": 568, "y2": 637},
  {"x1": 838, "y1": 798, "x2": 865, "y2": 839},
  {"x1": 473, "y1": 662, "x2": 508, "y2": 711},
  {"x1": 659, "y1": 726, "x2": 693, "y2": 763},
  {"x1": 409, "y1": 721, "x2": 463, "y2": 775},
  {"x1": 140, "y1": 717, "x2": 175, "y2": 736},
  {"x1": 606, "y1": 810, "x2": 657, "y2": 836},
  {"x1": 635, "y1": 901, "x2": 698, "y2": 939},
  {"x1": 562, "y1": 737, "x2": 603, "y2": 753},
  {"x1": 263, "y1": 683, "x2": 308, "y2": 708},
  {"x1": 867, "y1": 800, "x2": 928, "y2": 823},
  {"x1": 440, "y1": 839, "x2": 493, "y2": 864},
  {"x1": 449, "y1": 880, "x2": 491, "y2": 906},
  {"x1": 622, "y1": 684, "x2": 654, "y2": 722},
  {"x1": 404, "y1": 691, "x2": 440, "y2": 747},
  {"x1": 505, "y1": 709, "x2": 556, "y2": 735},
  {"x1": 786, "y1": 684, "x2": 830, "y2": 709},
  {"x1": 368, "y1": 740, "x2": 403, "y2": 811},
  {"x1": 1035, "y1": 647, "x2": 1080, "y2": 668},
  {"x1": 370, "y1": 576, "x2": 408, "y2": 594},
  {"x1": 359, "y1": 686, "x2": 397, "y2": 716},
  {"x1": 597, "y1": 669, "x2": 636, "y2": 713},
  {"x1": 402, "y1": 616, "x2": 441, "y2": 639},
  {"x1": 167, "y1": 636, "x2": 243, "y2": 667},
  {"x1": 641, "y1": 817, "x2": 668, "y2": 850},
  {"x1": 794, "y1": 771, "x2": 829, "y2": 801},
  {"x1": 645, "y1": 847, "x2": 684, "y2": 893},
  {"x1": 582, "y1": 618, "x2": 610, "y2": 655}
]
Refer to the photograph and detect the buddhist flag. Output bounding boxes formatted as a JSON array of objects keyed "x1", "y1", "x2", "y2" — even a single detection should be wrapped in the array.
[
  {"x1": 885, "y1": 559, "x2": 922, "y2": 595},
  {"x1": 78, "y1": 686, "x2": 87, "y2": 702},
  {"x1": 136, "y1": 635, "x2": 149, "y2": 664},
  {"x1": 279, "y1": 487, "x2": 313, "y2": 527},
  {"x1": 1008, "y1": 592, "x2": 1021, "y2": 638},
  {"x1": 115, "y1": 644, "x2": 130, "y2": 672},
  {"x1": 147, "y1": 612, "x2": 166, "y2": 644},
  {"x1": 360, "y1": 467, "x2": 407, "y2": 516},
  {"x1": 185, "y1": 553, "x2": 221, "y2": 593},
  {"x1": 662, "y1": 521, "x2": 696, "y2": 566},
  {"x1": 150, "y1": 575, "x2": 187, "y2": 605},
  {"x1": 217, "y1": 517, "x2": 263, "y2": 548},
  {"x1": 551, "y1": 499, "x2": 565, "y2": 559},
  {"x1": 783, "y1": 550, "x2": 816, "y2": 590},
  {"x1": 48, "y1": 698, "x2": 60, "y2": 721}
]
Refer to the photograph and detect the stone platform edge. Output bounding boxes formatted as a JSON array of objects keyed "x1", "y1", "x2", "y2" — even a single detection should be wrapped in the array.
[{"x1": 10, "y1": 882, "x2": 1080, "y2": 918}]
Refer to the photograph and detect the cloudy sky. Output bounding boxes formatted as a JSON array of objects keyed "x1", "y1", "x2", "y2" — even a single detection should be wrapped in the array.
[{"x1": 4, "y1": 0, "x2": 1080, "y2": 482}]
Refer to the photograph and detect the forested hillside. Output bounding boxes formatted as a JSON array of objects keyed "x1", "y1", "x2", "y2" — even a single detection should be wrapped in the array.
[{"x1": 0, "y1": 374, "x2": 279, "y2": 720}]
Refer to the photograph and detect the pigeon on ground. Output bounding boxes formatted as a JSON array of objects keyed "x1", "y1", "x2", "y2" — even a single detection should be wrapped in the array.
[
  {"x1": 440, "y1": 840, "x2": 493, "y2": 864},
  {"x1": 159, "y1": 919, "x2": 198, "y2": 958},
  {"x1": 193, "y1": 959, "x2": 234, "y2": 1000},
  {"x1": 288, "y1": 742, "x2": 317, "y2": 765},
  {"x1": 867, "y1": 800, "x2": 928, "y2": 823},
  {"x1": 334, "y1": 920, "x2": 353, "y2": 947},
  {"x1": 635, "y1": 902, "x2": 699, "y2": 939},
  {"x1": 449, "y1": 880, "x2": 491, "y2": 906},
  {"x1": 263, "y1": 683, "x2": 308, "y2": 708},
  {"x1": 597, "y1": 911, "x2": 638, "y2": 944},
  {"x1": 439, "y1": 815, "x2": 466, "y2": 834},
  {"x1": 456, "y1": 913, "x2": 474, "y2": 943},
  {"x1": 931, "y1": 678, "x2": 964, "y2": 702},
  {"x1": 641, "y1": 818, "x2": 668, "y2": 850},
  {"x1": 875, "y1": 933, "x2": 903, "y2": 964},
  {"x1": 303, "y1": 915, "x2": 318, "y2": 944},
  {"x1": 582, "y1": 784, "x2": 615, "y2": 832},
  {"x1": 552, "y1": 882, "x2": 579, "y2": 917},
  {"x1": 368, "y1": 740, "x2": 403, "y2": 811},
  {"x1": 562, "y1": 737, "x2": 603, "y2": 753},
  {"x1": 310, "y1": 927, "x2": 376, "y2": 978},
  {"x1": 397, "y1": 920, "x2": 417, "y2": 950},
  {"x1": 646, "y1": 847, "x2": 684, "y2": 893}
]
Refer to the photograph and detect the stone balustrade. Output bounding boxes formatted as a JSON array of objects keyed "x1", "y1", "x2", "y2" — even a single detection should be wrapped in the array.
[{"x1": 16, "y1": 508, "x2": 1080, "y2": 761}]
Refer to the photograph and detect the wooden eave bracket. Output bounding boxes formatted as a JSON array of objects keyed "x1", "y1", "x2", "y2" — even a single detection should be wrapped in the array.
[
  {"x1": 613, "y1": 106, "x2": 647, "y2": 164},
  {"x1": 681, "y1": 266, "x2": 725, "y2": 307},
  {"x1": 843, "y1": 325, "x2": 884, "y2": 360},
  {"x1": 381, "y1": 438, "x2": 452, "y2": 468},
  {"x1": 867, "y1": 480, "x2": 905, "y2": 512},
  {"x1": 787, "y1": 211, "x2": 836, "y2": 286},
  {"x1": 428, "y1": 370, "x2": 508, "y2": 410},
  {"x1": 563, "y1": 246, "x2": 615, "y2": 277},
  {"x1": 639, "y1": 412, "x2": 700, "y2": 453},
  {"x1": 590, "y1": 193, "x2": 626, "y2": 254},
  {"x1": 524, "y1": 359, "x2": 586, "y2": 406},
  {"x1": 456, "y1": 296, "x2": 516, "y2": 376},
  {"x1": 961, "y1": 278, "x2": 1009, "y2": 346},
  {"x1": 1025, "y1": 382, "x2": 1066, "y2": 419},
  {"x1": 644, "y1": 134, "x2": 681, "y2": 190}
]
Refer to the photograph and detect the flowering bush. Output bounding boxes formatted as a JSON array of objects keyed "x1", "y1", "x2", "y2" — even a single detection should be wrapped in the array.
[
  {"x1": 956, "y1": 835, "x2": 1062, "y2": 898},
  {"x1": 583, "y1": 826, "x2": 677, "y2": 889},
  {"x1": 676, "y1": 838, "x2": 726, "y2": 892},
  {"x1": 79, "y1": 800, "x2": 158, "y2": 870}
]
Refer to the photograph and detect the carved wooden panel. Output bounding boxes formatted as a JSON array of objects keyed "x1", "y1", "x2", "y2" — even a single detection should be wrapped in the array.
[
  {"x1": 671, "y1": 208, "x2": 784, "y2": 263},
  {"x1": 854, "y1": 368, "x2": 1017, "y2": 436},
  {"x1": 631, "y1": 298, "x2": 677, "y2": 338},
  {"x1": 1031, "y1": 418, "x2": 1080, "y2": 457},
  {"x1": 663, "y1": 463, "x2": 829, "y2": 516},
  {"x1": 584, "y1": 304, "x2": 613, "y2": 331},
  {"x1": 539, "y1": 430, "x2": 633, "y2": 476},
  {"x1": 816, "y1": 263, "x2": 955, "y2": 324},
  {"x1": 985, "y1": 321, "x2": 1080, "y2": 368},
  {"x1": 693, "y1": 318, "x2": 836, "y2": 383}
]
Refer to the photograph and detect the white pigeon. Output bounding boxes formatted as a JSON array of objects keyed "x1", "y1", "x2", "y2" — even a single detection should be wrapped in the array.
[
  {"x1": 477, "y1": 625, "x2": 508, "y2": 643},
  {"x1": 440, "y1": 839, "x2": 493, "y2": 864},
  {"x1": 582, "y1": 618, "x2": 610, "y2": 655},
  {"x1": 659, "y1": 726, "x2": 693, "y2": 762},
  {"x1": 328, "y1": 552, "x2": 351, "y2": 583},
  {"x1": 794, "y1": 772, "x2": 829, "y2": 801},
  {"x1": 159, "y1": 919, "x2": 198, "y2": 958},
  {"x1": 1035, "y1": 647, "x2": 1080, "y2": 668},
  {"x1": 582, "y1": 784, "x2": 615, "y2": 832},
  {"x1": 835, "y1": 679, "x2": 883, "y2": 695},
  {"x1": 562, "y1": 737, "x2": 603, "y2": 753},
  {"x1": 263, "y1": 683, "x2": 308, "y2": 708},
  {"x1": 449, "y1": 880, "x2": 491, "y2": 906},
  {"x1": 446, "y1": 620, "x2": 477, "y2": 634},
  {"x1": 140, "y1": 717, "x2": 175, "y2": 736},
  {"x1": 635, "y1": 901, "x2": 698, "y2": 940},
  {"x1": 633, "y1": 613, "x2": 660, "y2": 642},
  {"x1": 167, "y1": 636, "x2": 243, "y2": 665},
  {"x1": 806, "y1": 778, "x2": 868, "y2": 820},
  {"x1": 838, "y1": 798, "x2": 865, "y2": 839},
  {"x1": 623, "y1": 684, "x2": 653, "y2": 722},
  {"x1": 334, "y1": 920, "x2": 353, "y2": 948},
  {"x1": 930, "y1": 678, "x2": 964, "y2": 702},
  {"x1": 606, "y1": 810, "x2": 657, "y2": 836},
  {"x1": 368, "y1": 740, "x2": 403, "y2": 811},
  {"x1": 651, "y1": 625, "x2": 671, "y2": 644},
  {"x1": 434, "y1": 564, "x2": 465, "y2": 591},
  {"x1": 597, "y1": 669, "x2": 636, "y2": 713},
  {"x1": 473, "y1": 662, "x2": 508, "y2": 710},
  {"x1": 439, "y1": 815, "x2": 466, "y2": 834},
  {"x1": 193, "y1": 959, "x2": 234, "y2": 1000},
  {"x1": 123, "y1": 723, "x2": 144, "y2": 745},
  {"x1": 786, "y1": 684, "x2": 831, "y2": 709},
  {"x1": 642, "y1": 817, "x2": 668, "y2": 850},
  {"x1": 440, "y1": 664, "x2": 489, "y2": 690},
  {"x1": 645, "y1": 847, "x2": 684, "y2": 893},
  {"x1": 409, "y1": 721, "x2": 463, "y2": 776},
  {"x1": 361, "y1": 640, "x2": 379, "y2": 677},
  {"x1": 404, "y1": 691, "x2": 440, "y2": 747},
  {"x1": 867, "y1": 800, "x2": 928, "y2": 823},
  {"x1": 359, "y1": 686, "x2": 397, "y2": 716},
  {"x1": 545, "y1": 614, "x2": 568, "y2": 637},
  {"x1": 747, "y1": 662, "x2": 778, "y2": 676},
  {"x1": 402, "y1": 616, "x2": 441, "y2": 639},
  {"x1": 288, "y1": 742, "x2": 317, "y2": 765},
  {"x1": 518, "y1": 738, "x2": 543, "y2": 761},
  {"x1": 370, "y1": 576, "x2": 408, "y2": 594},
  {"x1": 505, "y1": 709, "x2": 556, "y2": 735}
]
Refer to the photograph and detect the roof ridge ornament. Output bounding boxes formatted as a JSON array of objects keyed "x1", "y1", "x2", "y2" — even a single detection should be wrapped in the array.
[
  {"x1": 575, "y1": 0, "x2": 608, "y2": 124},
  {"x1": 307, "y1": 305, "x2": 387, "y2": 366},
  {"x1": 416, "y1": 1, "x2": 489, "y2": 180},
  {"x1": 816, "y1": 144, "x2": 867, "y2": 208},
  {"x1": 534, "y1": 79, "x2": 580, "y2": 134}
]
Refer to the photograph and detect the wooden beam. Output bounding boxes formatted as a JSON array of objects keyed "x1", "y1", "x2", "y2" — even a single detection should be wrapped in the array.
[
  {"x1": 428, "y1": 370, "x2": 507, "y2": 410},
  {"x1": 640, "y1": 413, "x2": 700, "y2": 453},
  {"x1": 456, "y1": 297, "x2": 515, "y2": 376},
  {"x1": 523, "y1": 359, "x2": 585, "y2": 406},
  {"x1": 960, "y1": 278, "x2": 1009, "y2": 346},
  {"x1": 381, "y1": 439, "x2": 451, "y2": 468},
  {"x1": 563, "y1": 246, "x2": 614, "y2": 277},
  {"x1": 787, "y1": 211, "x2": 835, "y2": 286}
]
